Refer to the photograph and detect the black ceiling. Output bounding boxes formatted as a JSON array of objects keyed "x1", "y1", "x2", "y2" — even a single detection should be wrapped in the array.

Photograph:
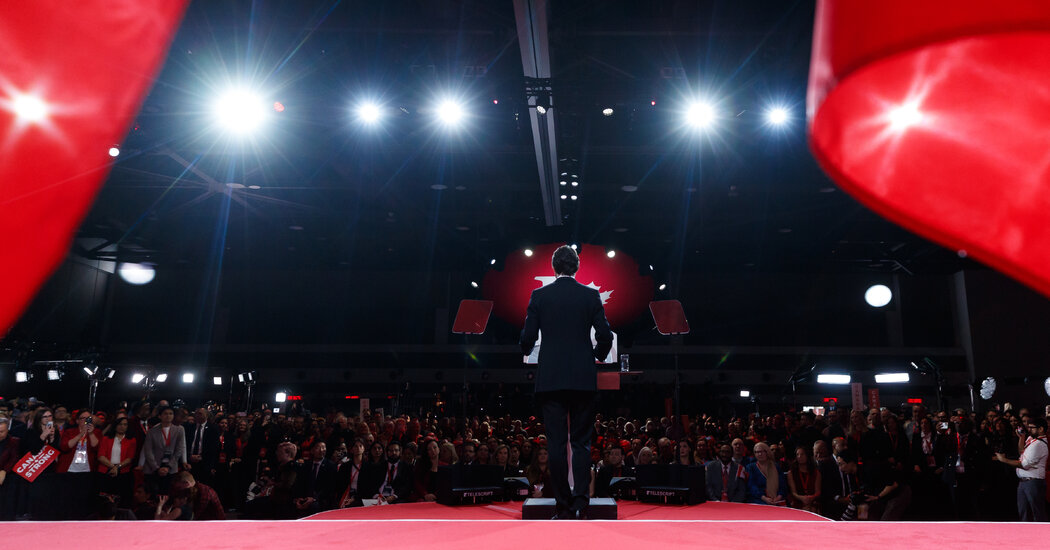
[{"x1": 76, "y1": 0, "x2": 968, "y2": 277}]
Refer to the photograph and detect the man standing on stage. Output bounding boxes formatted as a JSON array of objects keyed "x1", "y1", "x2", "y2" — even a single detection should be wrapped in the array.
[{"x1": 520, "y1": 245, "x2": 613, "y2": 519}]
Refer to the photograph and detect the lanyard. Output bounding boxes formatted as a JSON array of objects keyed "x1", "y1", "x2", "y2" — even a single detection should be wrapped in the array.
[{"x1": 161, "y1": 427, "x2": 172, "y2": 448}]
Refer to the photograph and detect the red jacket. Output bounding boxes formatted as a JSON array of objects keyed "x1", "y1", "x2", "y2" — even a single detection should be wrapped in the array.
[
  {"x1": 0, "y1": 436, "x2": 20, "y2": 472},
  {"x1": 57, "y1": 427, "x2": 101, "y2": 473},
  {"x1": 97, "y1": 435, "x2": 138, "y2": 474}
]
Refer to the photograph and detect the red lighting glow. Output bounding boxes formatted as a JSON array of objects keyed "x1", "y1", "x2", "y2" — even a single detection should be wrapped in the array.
[
  {"x1": 907, "y1": 398, "x2": 923, "y2": 404},
  {"x1": 287, "y1": 395, "x2": 302, "y2": 401},
  {"x1": 345, "y1": 395, "x2": 359, "y2": 399},
  {"x1": 822, "y1": 397, "x2": 838, "y2": 403}
]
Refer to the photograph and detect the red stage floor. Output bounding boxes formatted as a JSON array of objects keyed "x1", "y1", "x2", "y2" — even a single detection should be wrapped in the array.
[
  {"x1": 4, "y1": 502, "x2": 1049, "y2": 550},
  {"x1": 304, "y1": 499, "x2": 830, "y2": 521}
]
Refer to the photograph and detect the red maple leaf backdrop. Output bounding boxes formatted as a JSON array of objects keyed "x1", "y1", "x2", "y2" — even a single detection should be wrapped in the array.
[
  {"x1": 482, "y1": 243, "x2": 654, "y2": 329},
  {"x1": 0, "y1": 1, "x2": 189, "y2": 334}
]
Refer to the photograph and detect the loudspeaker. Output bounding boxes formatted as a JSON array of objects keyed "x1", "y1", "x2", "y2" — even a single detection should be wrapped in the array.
[
  {"x1": 635, "y1": 464, "x2": 707, "y2": 505},
  {"x1": 436, "y1": 464, "x2": 505, "y2": 505}
]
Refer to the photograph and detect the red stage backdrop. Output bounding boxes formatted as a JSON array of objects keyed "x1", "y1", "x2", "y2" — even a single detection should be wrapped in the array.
[
  {"x1": 808, "y1": 1, "x2": 1050, "y2": 297},
  {"x1": 0, "y1": 1, "x2": 189, "y2": 334},
  {"x1": 482, "y1": 244, "x2": 654, "y2": 328}
]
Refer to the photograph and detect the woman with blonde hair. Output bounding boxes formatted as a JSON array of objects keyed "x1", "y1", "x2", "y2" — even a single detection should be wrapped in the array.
[{"x1": 746, "y1": 442, "x2": 787, "y2": 505}]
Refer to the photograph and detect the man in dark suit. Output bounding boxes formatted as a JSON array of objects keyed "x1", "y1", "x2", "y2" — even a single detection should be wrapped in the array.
[
  {"x1": 520, "y1": 245, "x2": 613, "y2": 519},
  {"x1": 186, "y1": 407, "x2": 221, "y2": 486},
  {"x1": 294, "y1": 440, "x2": 337, "y2": 512},
  {"x1": 705, "y1": 444, "x2": 747, "y2": 502},
  {"x1": 364, "y1": 441, "x2": 413, "y2": 504}
]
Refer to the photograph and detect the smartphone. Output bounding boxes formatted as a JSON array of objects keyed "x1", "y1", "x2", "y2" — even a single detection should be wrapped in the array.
[
  {"x1": 938, "y1": 422, "x2": 949, "y2": 431},
  {"x1": 46, "y1": 421, "x2": 54, "y2": 429}
]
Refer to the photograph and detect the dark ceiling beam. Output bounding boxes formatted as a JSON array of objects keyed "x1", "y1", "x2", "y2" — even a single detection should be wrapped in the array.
[{"x1": 513, "y1": 0, "x2": 561, "y2": 226}]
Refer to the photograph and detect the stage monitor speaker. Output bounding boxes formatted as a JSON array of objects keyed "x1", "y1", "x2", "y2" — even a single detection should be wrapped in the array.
[
  {"x1": 635, "y1": 464, "x2": 707, "y2": 505},
  {"x1": 436, "y1": 464, "x2": 505, "y2": 505},
  {"x1": 521, "y1": 497, "x2": 618, "y2": 520}
]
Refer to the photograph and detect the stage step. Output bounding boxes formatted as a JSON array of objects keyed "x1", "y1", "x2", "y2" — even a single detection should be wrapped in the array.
[{"x1": 521, "y1": 498, "x2": 617, "y2": 520}]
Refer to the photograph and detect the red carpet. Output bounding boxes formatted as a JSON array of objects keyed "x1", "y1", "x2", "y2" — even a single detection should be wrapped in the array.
[
  {"x1": 3, "y1": 517, "x2": 1049, "y2": 550},
  {"x1": 304, "y1": 500, "x2": 829, "y2": 521}
]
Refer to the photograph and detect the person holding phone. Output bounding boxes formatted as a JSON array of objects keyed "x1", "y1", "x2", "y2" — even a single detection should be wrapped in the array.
[{"x1": 994, "y1": 417, "x2": 1048, "y2": 521}]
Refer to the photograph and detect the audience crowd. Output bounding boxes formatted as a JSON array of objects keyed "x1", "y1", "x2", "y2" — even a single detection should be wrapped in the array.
[{"x1": 0, "y1": 395, "x2": 1046, "y2": 521}]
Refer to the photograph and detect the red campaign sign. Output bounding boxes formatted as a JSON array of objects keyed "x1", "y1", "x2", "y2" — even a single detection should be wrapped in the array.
[
  {"x1": 868, "y1": 388, "x2": 881, "y2": 411},
  {"x1": 482, "y1": 243, "x2": 654, "y2": 329},
  {"x1": 14, "y1": 445, "x2": 59, "y2": 482}
]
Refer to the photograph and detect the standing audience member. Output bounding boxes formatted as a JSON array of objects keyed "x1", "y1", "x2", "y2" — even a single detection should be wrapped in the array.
[
  {"x1": 995, "y1": 417, "x2": 1047, "y2": 522},
  {"x1": 96, "y1": 416, "x2": 137, "y2": 506},
  {"x1": 142, "y1": 406, "x2": 188, "y2": 495},
  {"x1": 0, "y1": 417, "x2": 23, "y2": 520}
]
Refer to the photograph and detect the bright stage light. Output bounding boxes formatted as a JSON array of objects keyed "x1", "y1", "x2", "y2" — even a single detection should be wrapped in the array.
[
  {"x1": 686, "y1": 102, "x2": 715, "y2": 128},
  {"x1": 213, "y1": 376, "x2": 223, "y2": 386},
  {"x1": 659, "y1": 284, "x2": 667, "y2": 291},
  {"x1": 570, "y1": 195, "x2": 578, "y2": 201},
  {"x1": 275, "y1": 392, "x2": 287, "y2": 403},
  {"x1": 535, "y1": 104, "x2": 547, "y2": 115},
  {"x1": 490, "y1": 258, "x2": 496, "y2": 265},
  {"x1": 11, "y1": 92, "x2": 49, "y2": 124},
  {"x1": 888, "y1": 101, "x2": 924, "y2": 132},
  {"x1": 817, "y1": 374, "x2": 851, "y2": 385},
  {"x1": 108, "y1": 147, "x2": 121, "y2": 157},
  {"x1": 766, "y1": 107, "x2": 789, "y2": 125},
  {"x1": 606, "y1": 250, "x2": 616, "y2": 258},
  {"x1": 182, "y1": 373, "x2": 195, "y2": 384},
  {"x1": 560, "y1": 194, "x2": 567, "y2": 200},
  {"x1": 15, "y1": 371, "x2": 30, "y2": 383},
  {"x1": 524, "y1": 249, "x2": 533, "y2": 257},
  {"x1": 875, "y1": 372, "x2": 909, "y2": 383},
  {"x1": 436, "y1": 99, "x2": 465, "y2": 126},
  {"x1": 865, "y1": 284, "x2": 892, "y2": 307},
  {"x1": 155, "y1": 373, "x2": 168, "y2": 383},
  {"x1": 131, "y1": 373, "x2": 145, "y2": 384},
  {"x1": 602, "y1": 108, "x2": 614, "y2": 116},
  {"x1": 470, "y1": 281, "x2": 478, "y2": 288},
  {"x1": 47, "y1": 369, "x2": 61, "y2": 381},
  {"x1": 118, "y1": 263, "x2": 155, "y2": 285},
  {"x1": 740, "y1": 390, "x2": 750, "y2": 398},
  {"x1": 213, "y1": 89, "x2": 269, "y2": 134},
  {"x1": 980, "y1": 377, "x2": 997, "y2": 400},
  {"x1": 357, "y1": 102, "x2": 381, "y2": 123}
]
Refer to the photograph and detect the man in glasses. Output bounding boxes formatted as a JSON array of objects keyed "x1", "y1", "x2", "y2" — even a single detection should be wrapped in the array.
[{"x1": 995, "y1": 417, "x2": 1047, "y2": 521}]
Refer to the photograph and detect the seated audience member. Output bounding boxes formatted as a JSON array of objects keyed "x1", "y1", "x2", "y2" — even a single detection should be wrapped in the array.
[
  {"x1": 731, "y1": 438, "x2": 754, "y2": 467},
  {"x1": 494, "y1": 444, "x2": 521, "y2": 477},
  {"x1": 787, "y1": 446, "x2": 821, "y2": 513},
  {"x1": 244, "y1": 441, "x2": 300, "y2": 519},
  {"x1": 460, "y1": 441, "x2": 477, "y2": 466},
  {"x1": 368, "y1": 441, "x2": 386, "y2": 466},
  {"x1": 813, "y1": 440, "x2": 840, "y2": 518},
  {"x1": 88, "y1": 494, "x2": 137, "y2": 521},
  {"x1": 335, "y1": 438, "x2": 367, "y2": 508},
  {"x1": 675, "y1": 439, "x2": 695, "y2": 466},
  {"x1": 172, "y1": 471, "x2": 226, "y2": 520},
  {"x1": 97, "y1": 416, "x2": 137, "y2": 506},
  {"x1": 413, "y1": 439, "x2": 441, "y2": 502},
  {"x1": 525, "y1": 447, "x2": 552, "y2": 498},
  {"x1": 370, "y1": 441, "x2": 413, "y2": 504},
  {"x1": 705, "y1": 444, "x2": 747, "y2": 503},
  {"x1": 438, "y1": 441, "x2": 458, "y2": 466},
  {"x1": 294, "y1": 440, "x2": 336, "y2": 512},
  {"x1": 507, "y1": 443, "x2": 523, "y2": 471},
  {"x1": 130, "y1": 485, "x2": 157, "y2": 520},
  {"x1": 594, "y1": 444, "x2": 634, "y2": 498},
  {"x1": 635, "y1": 446, "x2": 654, "y2": 466},
  {"x1": 746, "y1": 442, "x2": 787, "y2": 505}
]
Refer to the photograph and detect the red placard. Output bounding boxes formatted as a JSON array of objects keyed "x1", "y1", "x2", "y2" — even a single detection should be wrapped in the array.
[
  {"x1": 452, "y1": 300, "x2": 494, "y2": 335},
  {"x1": 14, "y1": 445, "x2": 59, "y2": 482},
  {"x1": 868, "y1": 388, "x2": 881, "y2": 410}
]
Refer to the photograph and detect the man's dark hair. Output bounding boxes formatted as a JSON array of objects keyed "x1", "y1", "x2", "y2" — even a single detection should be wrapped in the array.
[
  {"x1": 1030, "y1": 417, "x2": 1048, "y2": 430},
  {"x1": 551, "y1": 245, "x2": 579, "y2": 276}
]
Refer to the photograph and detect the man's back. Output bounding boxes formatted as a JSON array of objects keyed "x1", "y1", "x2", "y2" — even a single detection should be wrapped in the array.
[{"x1": 520, "y1": 277, "x2": 612, "y2": 393}]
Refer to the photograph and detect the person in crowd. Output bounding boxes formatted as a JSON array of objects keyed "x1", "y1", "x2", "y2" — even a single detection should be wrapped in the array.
[
  {"x1": 813, "y1": 440, "x2": 839, "y2": 517},
  {"x1": 944, "y1": 416, "x2": 986, "y2": 519},
  {"x1": 594, "y1": 444, "x2": 634, "y2": 498},
  {"x1": 693, "y1": 437, "x2": 714, "y2": 465},
  {"x1": 414, "y1": 439, "x2": 441, "y2": 502},
  {"x1": 438, "y1": 441, "x2": 457, "y2": 466},
  {"x1": 0, "y1": 417, "x2": 23, "y2": 520},
  {"x1": 508, "y1": 443, "x2": 522, "y2": 472},
  {"x1": 832, "y1": 449, "x2": 863, "y2": 520},
  {"x1": 369, "y1": 441, "x2": 413, "y2": 504},
  {"x1": 787, "y1": 445, "x2": 821, "y2": 513},
  {"x1": 460, "y1": 441, "x2": 477, "y2": 466},
  {"x1": 367, "y1": 441, "x2": 386, "y2": 466},
  {"x1": 332, "y1": 438, "x2": 366, "y2": 508},
  {"x1": 142, "y1": 406, "x2": 188, "y2": 495},
  {"x1": 746, "y1": 442, "x2": 786, "y2": 505},
  {"x1": 186, "y1": 407, "x2": 220, "y2": 487},
  {"x1": 294, "y1": 440, "x2": 336, "y2": 512},
  {"x1": 675, "y1": 439, "x2": 694, "y2": 466},
  {"x1": 154, "y1": 487, "x2": 194, "y2": 520},
  {"x1": 171, "y1": 470, "x2": 225, "y2": 520},
  {"x1": 495, "y1": 444, "x2": 521, "y2": 476},
  {"x1": 705, "y1": 443, "x2": 746, "y2": 503},
  {"x1": 526, "y1": 446, "x2": 552, "y2": 498},
  {"x1": 731, "y1": 438, "x2": 753, "y2": 467},
  {"x1": 96, "y1": 416, "x2": 137, "y2": 506},
  {"x1": 994, "y1": 416, "x2": 1047, "y2": 521},
  {"x1": 635, "y1": 446, "x2": 654, "y2": 466}
]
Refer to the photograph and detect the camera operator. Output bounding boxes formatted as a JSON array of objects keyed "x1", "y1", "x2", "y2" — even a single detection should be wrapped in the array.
[
  {"x1": 832, "y1": 448, "x2": 908, "y2": 520},
  {"x1": 994, "y1": 417, "x2": 1047, "y2": 521}
]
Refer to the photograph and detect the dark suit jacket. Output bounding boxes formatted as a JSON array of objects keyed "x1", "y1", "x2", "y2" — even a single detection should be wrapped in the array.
[
  {"x1": 187, "y1": 423, "x2": 221, "y2": 472},
  {"x1": 519, "y1": 276, "x2": 613, "y2": 393},
  {"x1": 294, "y1": 458, "x2": 338, "y2": 509},
  {"x1": 361, "y1": 460, "x2": 413, "y2": 501},
  {"x1": 704, "y1": 458, "x2": 747, "y2": 502}
]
